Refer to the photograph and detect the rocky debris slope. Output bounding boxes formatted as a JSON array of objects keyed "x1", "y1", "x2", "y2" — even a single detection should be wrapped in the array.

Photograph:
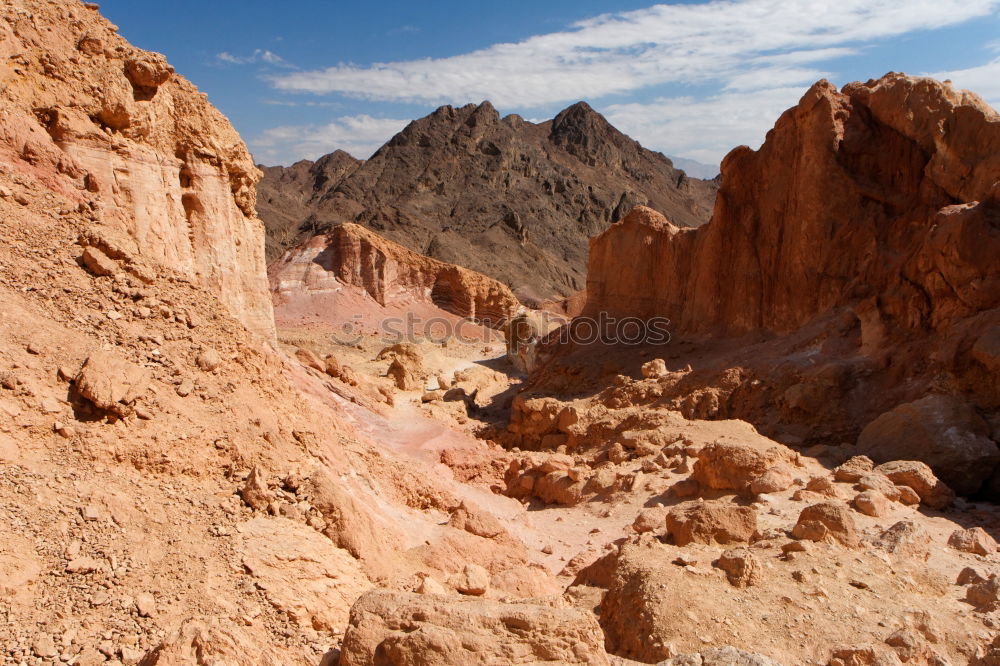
[
  {"x1": 257, "y1": 101, "x2": 718, "y2": 301},
  {"x1": 0, "y1": 2, "x2": 554, "y2": 663},
  {"x1": 270, "y1": 222, "x2": 520, "y2": 328},
  {"x1": 530, "y1": 74, "x2": 1000, "y2": 492}
]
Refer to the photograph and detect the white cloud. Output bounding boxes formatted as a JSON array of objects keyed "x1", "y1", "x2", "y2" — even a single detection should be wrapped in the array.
[
  {"x1": 268, "y1": 0, "x2": 999, "y2": 107},
  {"x1": 250, "y1": 115, "x2": 410, "y2": 165},
  {"x1": 603, "y1": 86, "x2": 805, "y2": 165},
  {"x1": 217, "y1": 49, "x2": 290, "y2": 67},
  {"x1": 927, "y1": 58, "x2": 1000, "y2": 111}
]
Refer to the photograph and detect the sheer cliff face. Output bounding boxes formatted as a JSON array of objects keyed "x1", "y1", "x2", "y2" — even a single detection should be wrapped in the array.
[
  {"x1": 585, "y1": 74, "x2": 1000, "y2": 341},
  {"x1": 258, "y1": 102, "x2": 718, "y2": 302},
  {"x1": 0, "y1": 0, "x2": 274, "y2": 339}
]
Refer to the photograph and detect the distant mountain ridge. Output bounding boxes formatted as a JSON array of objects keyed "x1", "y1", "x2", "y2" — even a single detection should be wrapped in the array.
[
  {"x1": 667, "y1": 155, "x2": 720, "y2": 180},
  {"x1": 257, "y1": 101, "x2": 718, "y2": 300}
]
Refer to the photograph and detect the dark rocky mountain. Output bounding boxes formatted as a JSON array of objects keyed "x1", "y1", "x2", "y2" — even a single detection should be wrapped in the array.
[{"x1": 256, "y1": 101, "x2": 718, "y2": 301}]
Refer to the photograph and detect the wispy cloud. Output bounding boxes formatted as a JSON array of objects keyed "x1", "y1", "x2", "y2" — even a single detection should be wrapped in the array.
[
  {"x1": 250, "y1": 115, "x2": 410, "y2": 165},
  {"x1": 217, "y1": 49, "x2": 291, "y2": 67},
  {"x1": 388, "y1": 25, "x2": 420, "y2": 36},
  {"x1": 605, "y1": 86, "x2": 805, "y2": 165},
  {"x1": 268, "y1": 0, "x2": 999, "y2": 107}
]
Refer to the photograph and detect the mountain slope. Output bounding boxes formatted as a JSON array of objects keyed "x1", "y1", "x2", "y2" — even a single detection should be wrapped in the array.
[{"x1": 257, "y1": 102, "x2": 718, "y2": 301}]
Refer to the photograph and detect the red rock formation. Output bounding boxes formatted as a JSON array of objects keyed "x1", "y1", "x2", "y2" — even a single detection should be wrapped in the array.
[
  {"x1": 0, "y1": 0, "x2": 273, "y2": 338},
  {"x1": 536, "y1": 73, "x2": 1000, "y2": 491},
  {"x1": 585, "y1": 74, "x2": 1000, "y2": 339},
  {"x1": 269, "y1": 223, "x2": 520, "y2": 327}
]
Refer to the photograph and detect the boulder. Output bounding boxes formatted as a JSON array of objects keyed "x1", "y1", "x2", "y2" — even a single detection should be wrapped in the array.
[
  {"x1": 239, "y1": 466, "x2": 272, "y2": 511},
  {"x1": 856, "y1": 395, "x2": 999, "y2": 495},
  {"x1": 123, "y1": 53, "x2": 173, "y2": 90},
  {"x1": 641, "y1": 358, "x2": 667, "y2": 378},
  {"x1": 294, "y1": 347, "x2": 325, "y2": 372},
  {"x1": 194, "y1": 347, "x2": 222, "y2": 372},
  {"x1": 236, "y1": 517, "x2": 369, "y2": 631},
  {"x1": 692, "y1": 439, "x2": 798, "y2": 496},
  {"x1": 81, "y1": 245, "x2": 118, "y2": 276},
  {"x1": 967, "y1": 576, "x2": 1000, "y2": 611},
  {"x1": 834, "y1": 456, "x2": 875, "y2": 483},
  {"x1": 452, "y1": 563, "x2": 490, "y2": 596},
  {"x1": 972, "y1": 328, "x2": 1000, "y2": 374},
  {"x1": 856, "y1": 473, "x2": 900, "y2": 502},
  {"x1": 791, "y1": 502, "x2": 858, "y2": 547},
  {"x1": 446, "y1": 501, "x2": 505, "y2": 539},
  {"x1": 416, "y1": 576, "x2": 447, "y2": 595},
  {"x1": 715, "y1": 547, "x2": 761, "y2": 588},
  {"x1": 828, "y1": 645, "x2": 903, "y2": 666},
  {"x1": 750, "y1": 464, "x2": 796, "y2": 495},
  {"x1": 873, "y1": 521, "x2": 931, "y2": 560},
  {"x1": 874, "y1": 460, "x2": 953, "y2": 509},
  {"x1": 852, "y1": 491, "x2": 890, "y2": 517},
  {"x1": 74, "y1": 350, "x2": 149, "y2": 416},
  {"x1": 632, "y1": 506, "x2": 668, "y2": 534},
  {"x1": 338, "y1": 590, "x2": 611, "y2": 666},
  {"x1": 665, "y1": 501, "x2": 757, "y2": 546},
  {"x1": 948, "y1": 527, "x2": 998, "y2": 556},
  {"x1": 387, "y1": 357, "x2": 423, "y2": 391}
]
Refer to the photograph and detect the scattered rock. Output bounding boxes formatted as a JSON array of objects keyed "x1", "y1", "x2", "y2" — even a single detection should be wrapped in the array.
[
  {"x1": 833, "y1": 456, "x2": 875, "y2": 483},
  {"x1": 641, "y1": 358, "x2": 667, "y2": 378},
  {"x1": 791, "y1": 502, "x2": 858, "y2": 547},
  {"x1": 715, "y1": 547, "x2": 760, "y2": 588},
  {"x1": 665, "y1": 501, "x2": 757, "y2": 546},
  {"x1": 948, "y1": 527, "x2": 998, "y2": 556},
  {"x1": 692, "y1": 440, "x2": 798, "y2": 496},
  {"x1": 452, "y1": 563, "x2": 490, "y2": 596},
  {"x1": 74, "y1": 350, "x2": 149, "y2": 415},
  {"x1": 66, "y1": 556, "x2": 103, "y2": 574},
  {"x1": 81, "y1": 245, "x2": 118, "y2": 276},
  {"x1": 853, "y1": 491, "x2": 890, "y2": 517},
  {"x1": 873, "y1": 520, "x2": 931, "y2": 560},
  {"x1": 195, "y1": 347, "x2": 222, "y2": 371},
  {"x1": 874, "y1": 460, "x2": 954, "y2": 509}
]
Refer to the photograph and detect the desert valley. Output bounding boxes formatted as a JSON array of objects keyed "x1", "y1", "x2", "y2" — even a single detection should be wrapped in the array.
[{"x1": 2, "y1": 1, "x2": 1000, "y2": 665}]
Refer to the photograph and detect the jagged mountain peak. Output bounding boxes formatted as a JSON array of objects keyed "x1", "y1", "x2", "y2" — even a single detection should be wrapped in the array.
[{"x1": 257, "y1": 102, "x2": 718, "y2": 298}]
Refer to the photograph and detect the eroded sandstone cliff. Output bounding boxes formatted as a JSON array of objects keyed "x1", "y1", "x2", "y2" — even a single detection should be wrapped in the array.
[
  {"x1": 585, "y1": 74, "x2": 1000, "y2": 338},
  {"x1": 530, "y1": 73, "x2": 1000, "y2": 493},
  {"x1": 269, "y1": 223, "x2": 520, "y2": 327},
  {"x1": 0, "y1": 0, "x2": 274, "y2": 338}
]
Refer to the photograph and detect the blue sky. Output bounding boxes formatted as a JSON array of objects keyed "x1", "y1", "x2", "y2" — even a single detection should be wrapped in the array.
[{"x1": 97, "y1": 0, "x2": 1000, "y2": 167}]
